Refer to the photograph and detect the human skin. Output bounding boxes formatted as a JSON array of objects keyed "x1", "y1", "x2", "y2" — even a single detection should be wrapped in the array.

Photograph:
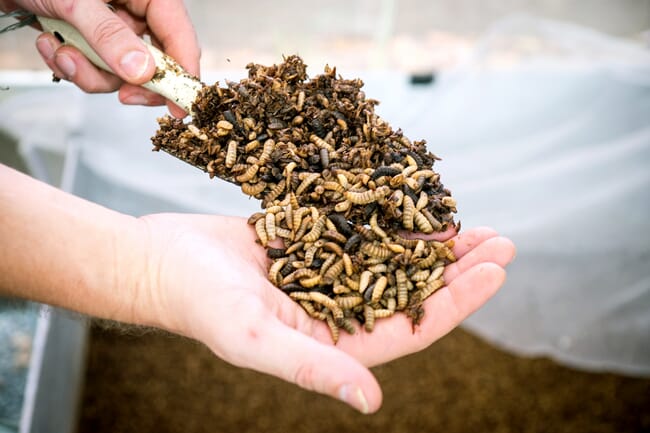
[
  {"x1": 0, "y1": 0, "x2": 200, "y2": 117},
  {"x1": 0, "y1": 164, "x2": 516, "y2": 413}
]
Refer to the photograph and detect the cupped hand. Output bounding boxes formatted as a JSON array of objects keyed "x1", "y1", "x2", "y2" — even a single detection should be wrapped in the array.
[
  {"x1": 133, "y1": 213, "x2": 515, "y2": 414},
  {"x1": 0, "y1": 0, "x2": 200, "y2": 117}
]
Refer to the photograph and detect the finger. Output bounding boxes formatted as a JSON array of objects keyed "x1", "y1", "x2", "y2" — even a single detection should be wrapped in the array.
[
  {"x1": 118, "y1": 83, "x2": 166, "y2": 106},
  {"x1": 36, "y1": 33, "x2": 123, "y2": 91},
  {"x1": 58, "y1": 0, "x2": 156, "y2": 84},
  {"x1": 35, "y1": 33, "x2": 66, "y2": 79},
  {"x1": 449, "y1": 226, "x2": 500, "y2": 258},
  {"x1": 423, "y1": 262, "x2": 506, "y2": 336},
  {"x1": 144, "y1": 0, "x2": 201, "y2": 77},
  {"x1": 336, "y1": 262, "x2": 507, "y2": 366},
  {"x1": 444, "y1": 236, "x2": 516, "y2": 283},
  {"x1": 216, "y1": 307, "x2": 382, "y2": 414}
]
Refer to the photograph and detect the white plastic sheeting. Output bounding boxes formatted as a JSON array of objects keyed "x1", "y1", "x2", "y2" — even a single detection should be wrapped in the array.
[{"x1": 1, "y1": 16, "x2": 648, "y2": 376}]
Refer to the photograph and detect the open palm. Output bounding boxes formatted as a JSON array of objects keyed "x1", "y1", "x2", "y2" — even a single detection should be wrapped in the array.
[{"x1": 137, "y1": 213, "x2": 515, "y2": 413}]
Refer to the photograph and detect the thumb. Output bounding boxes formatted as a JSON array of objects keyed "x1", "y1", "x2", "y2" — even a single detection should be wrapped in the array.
[
  {"x1": 215, "y1": 313, "x2": 383, "y2": 414},
  {"x1": 55, "y1": 1, "x2": 155, "y2": 84}
]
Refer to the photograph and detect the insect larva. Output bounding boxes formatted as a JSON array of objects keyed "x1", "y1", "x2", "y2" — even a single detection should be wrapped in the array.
[
  {"x1": 262, "y1": 179, "x2": 286, "y2": 207},
  {"x1": 340, "y1": 318, "x2": 356, "y2": 335},
  {"x1": 404, "y1": 154, "x2": 418, "y2": 168},
  {"x1": 386, "y1": 297, "x2": 397, "y2": 312},
  {"x1": 344, "y1": 185, "x2": 390, "y2": 205},
  {"x1": 247, "y1": 212, "x2": 266, "y2": 225},
  {"x1": 265, "y1": 212, "x2": 277, "y2": 241},
  {"x1": 366, "y1": 264, "x2": 388, "y2": 274},
  {"x1": 244, "y1": 139, "x2": 260, "y2": 153},
  {"x1": 323, "y1": 258, "x2": 345, "y2": 284},
  {"x1": 413, "y1": 210, "x2": 434, "y2": 234},
  {"x1": 302, "y1": 215, "x2": 327, "y2": 243},
  {"x1": 336, "y1": 118, "x2": 348, "y2": 131},
  {"x1": 369, "y1": 213, "x2": 387, "y2": 239},
  {"x1": 320, "y1": 148, "x2": 330, "y2": 168},
  {"x1": 396, "y1": 269, "x2": 408, "y2": 310},
  {"x1": 342, "y1": 253, "x2": 353, "y2": 277},
  {"x1": 343, "y1": 233, "x2": 362, "y2": 253},
  {"x1": 413, "y1": 239, "x2": 426, "y2": 258},
  {"x1": 266, "y1": 247, "x2": 287, "y2": 259},
  {"x1": 294, "y1": 215, "x2": 312, "y2": 242},
  {"x1": 373, "y1": 309, "x2": 394, "y2": 319},
  {"x1": 336, "y1": 173, "x2": 349, "y2": 189},
  {"x1": 402, "y1": 195, "x2": 415, "y2": 230},
  {"x1": 410, "y1": 269, "x2": 430, "y2": 282},
  {"x1": 304, "y1": 244, "x2": 319, "y2": 267},
  {"x1": 319, "y1": 254, "x2": 338, "y2": 277},
  {"x1": 258, "y1": 139, "x2": 275, "y2": 165},
  {"x1": 291, "y1": 207, "x2": 309, "y2": 234},
  {"x1": 428, "y1": 265, "x2": 445, "y2": 283},
  {"x1": 296, "y1": 90, "x2": 305, "y2": 112},
  {"x1": 322, "y1": 242, "x2": 344, "y2": 257},
  {"x1": 284, "y1": 268, "x2": 319, "y2": 285},
  {"x1": 417, "y1": 250, "x2": 443, "y2": 269},
  {"x1": 255, "y1": 217, "x2": 268, "y2": 247},
  {"x1": 268, "y1": 258, "x2": 289, "y2": 285},
  {"x1": 289, "y1": 291, "x2": 312, "y2": 302},
  {"x1": 285, "y1": 241, "x2": 304, "y2": 255},
  {"x1": 385, "y1": 243, "x2": 405, "y2": 254},
  {"x1": 363, "y1": 305, "x2": 375, "y2": 332},
  {"x1": 328, "y1": 213, "x2": 355, "y2": 238},
  {"x1": 441, "y1": 196, "x2": 457, "y2": 208},
  {"x1": 325, "y1": 314, "x2": 340, "y2": 344},
  {"x1": 225, "y1": 140, "x2": 237, "y2": 168},
  {"x1": 296, "y1": 173, "x2": 320, "y2": 196},
  {"x1": 336, "y1": 294, "x2": 363, "y2": 309},
  {"x1": 216, "y1": 119, "x2": 234, "y2": 131},
  {"x1": 241, "y1": 181, "x2": 267, "y2": 197},
  {"x1": 416, "y1": 191, "x2": 428, "y2": 210},
  {"x1": 300, "y1": 274, "x2": 322, "y2": 288},
  {"x1": 370, "y1": 166, "x2": 401, "y2": 180},
  {"x1": 309, "y1": 292, "x2": 341, "y2": 317},
  {"x1": 235, "y1": 164, "x2": 260, "y2": 183},
  {"x1": 345, "y1": 277, "x2": 360, "y2": 292},
  {"x1": 334, "y1": 200, "x2": 351, "y2": 212},
  {"x1": 322, "y1": 181, "x2": 345, "y2": 194},
  {"x1": 333, "y1": 284, "x2": 351, "y2": 294},
  {"x1": 371, "y1": 276, "x2": 388, "y2": 303},
  {"x1": 325, "y1": 218, "x2": 338, "y2": 233},
  {"x1": 383, "y1": 287, "x2": 397, "y2": 299},
  {"x1": 321, "y1": 230, "x2": 347, "y2": 245},
  {"x1": 420, "y1": 278, "x2": 445, "y2": 301},
  {"x1": 299, "y1": 301, "x2": 327, "y2": 321},
  {"x1": 361, "y1": 242, "x2": 393, "y2": 259},
  {"x1": 187, "y1": 124, "x2": 208, "y2": 141},
  {"x1": 309, "y1": 206, "x2": 320, "y2": 222},
  {"x1": 358, "y1": 270, "x2": 373, "y2": 294},
  {"x1": 310, "y1": 134, "x2": 335, "y2": 152},
  {"x1": 404, "y1": 177, "x2": 422, "y2": 192}
]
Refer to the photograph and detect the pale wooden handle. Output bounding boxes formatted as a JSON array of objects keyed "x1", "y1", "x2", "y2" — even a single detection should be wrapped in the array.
[{"x1": 37, "y1": 16, "x2": 203, "y2": 114}]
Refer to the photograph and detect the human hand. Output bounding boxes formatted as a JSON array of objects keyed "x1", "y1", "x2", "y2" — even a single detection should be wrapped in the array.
[
  {"x1": 130, "y1": 213, "x2": 515, "y2": 414},
  {"x1": 0, "y1": 0, "x2": 200, "y2": 117}
]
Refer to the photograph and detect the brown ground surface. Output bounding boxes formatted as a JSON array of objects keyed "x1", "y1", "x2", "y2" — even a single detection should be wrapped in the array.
[{"x1": 77, "y1": 324, "x2": 650, "y2": 433}]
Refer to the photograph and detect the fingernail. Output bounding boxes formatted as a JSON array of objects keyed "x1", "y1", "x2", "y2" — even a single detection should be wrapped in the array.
[
  {"x1": 36, "y1": 36, "x2": 56, "y2": 60},
  {"x1": 122, "y1": 94, "x2": 149, "y2": 105},
  {"x1": 338, "y1": 384, "x2": 369, "y2": 414},
  {"x1": 119, "y1": 50, "x2": 149, "y2": 81},
  {"x1": 55, "y1": 53, "x2": 76, "y2": 79}
]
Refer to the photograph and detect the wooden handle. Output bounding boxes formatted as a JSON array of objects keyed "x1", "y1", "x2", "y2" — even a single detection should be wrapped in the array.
[{"x1": 37, "y1": 16, "x2": 203, "y2": 114}]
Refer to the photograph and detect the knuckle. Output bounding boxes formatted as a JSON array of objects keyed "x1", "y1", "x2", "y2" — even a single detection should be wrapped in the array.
[
  {"x1": 91, "y1": 18, "x2": 128, "y2": 49},
  {"x1": 292, "y1": 362, "x2": 317, "y2": 391}
]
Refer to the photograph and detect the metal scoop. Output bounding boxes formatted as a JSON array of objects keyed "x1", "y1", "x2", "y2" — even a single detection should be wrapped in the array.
[{"x1": 37, "y1": 16, "x2": 204, "y2": 114}]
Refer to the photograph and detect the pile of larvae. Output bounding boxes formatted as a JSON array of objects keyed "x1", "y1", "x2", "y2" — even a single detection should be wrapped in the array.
[{"x1": 152, "y1": 55, "x2": 458, "y2": 343}]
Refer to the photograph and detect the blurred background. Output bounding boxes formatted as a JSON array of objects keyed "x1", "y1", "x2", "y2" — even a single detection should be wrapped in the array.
[{"x1": 1, "y1": 1, "x2": 649, "y2": 433}]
